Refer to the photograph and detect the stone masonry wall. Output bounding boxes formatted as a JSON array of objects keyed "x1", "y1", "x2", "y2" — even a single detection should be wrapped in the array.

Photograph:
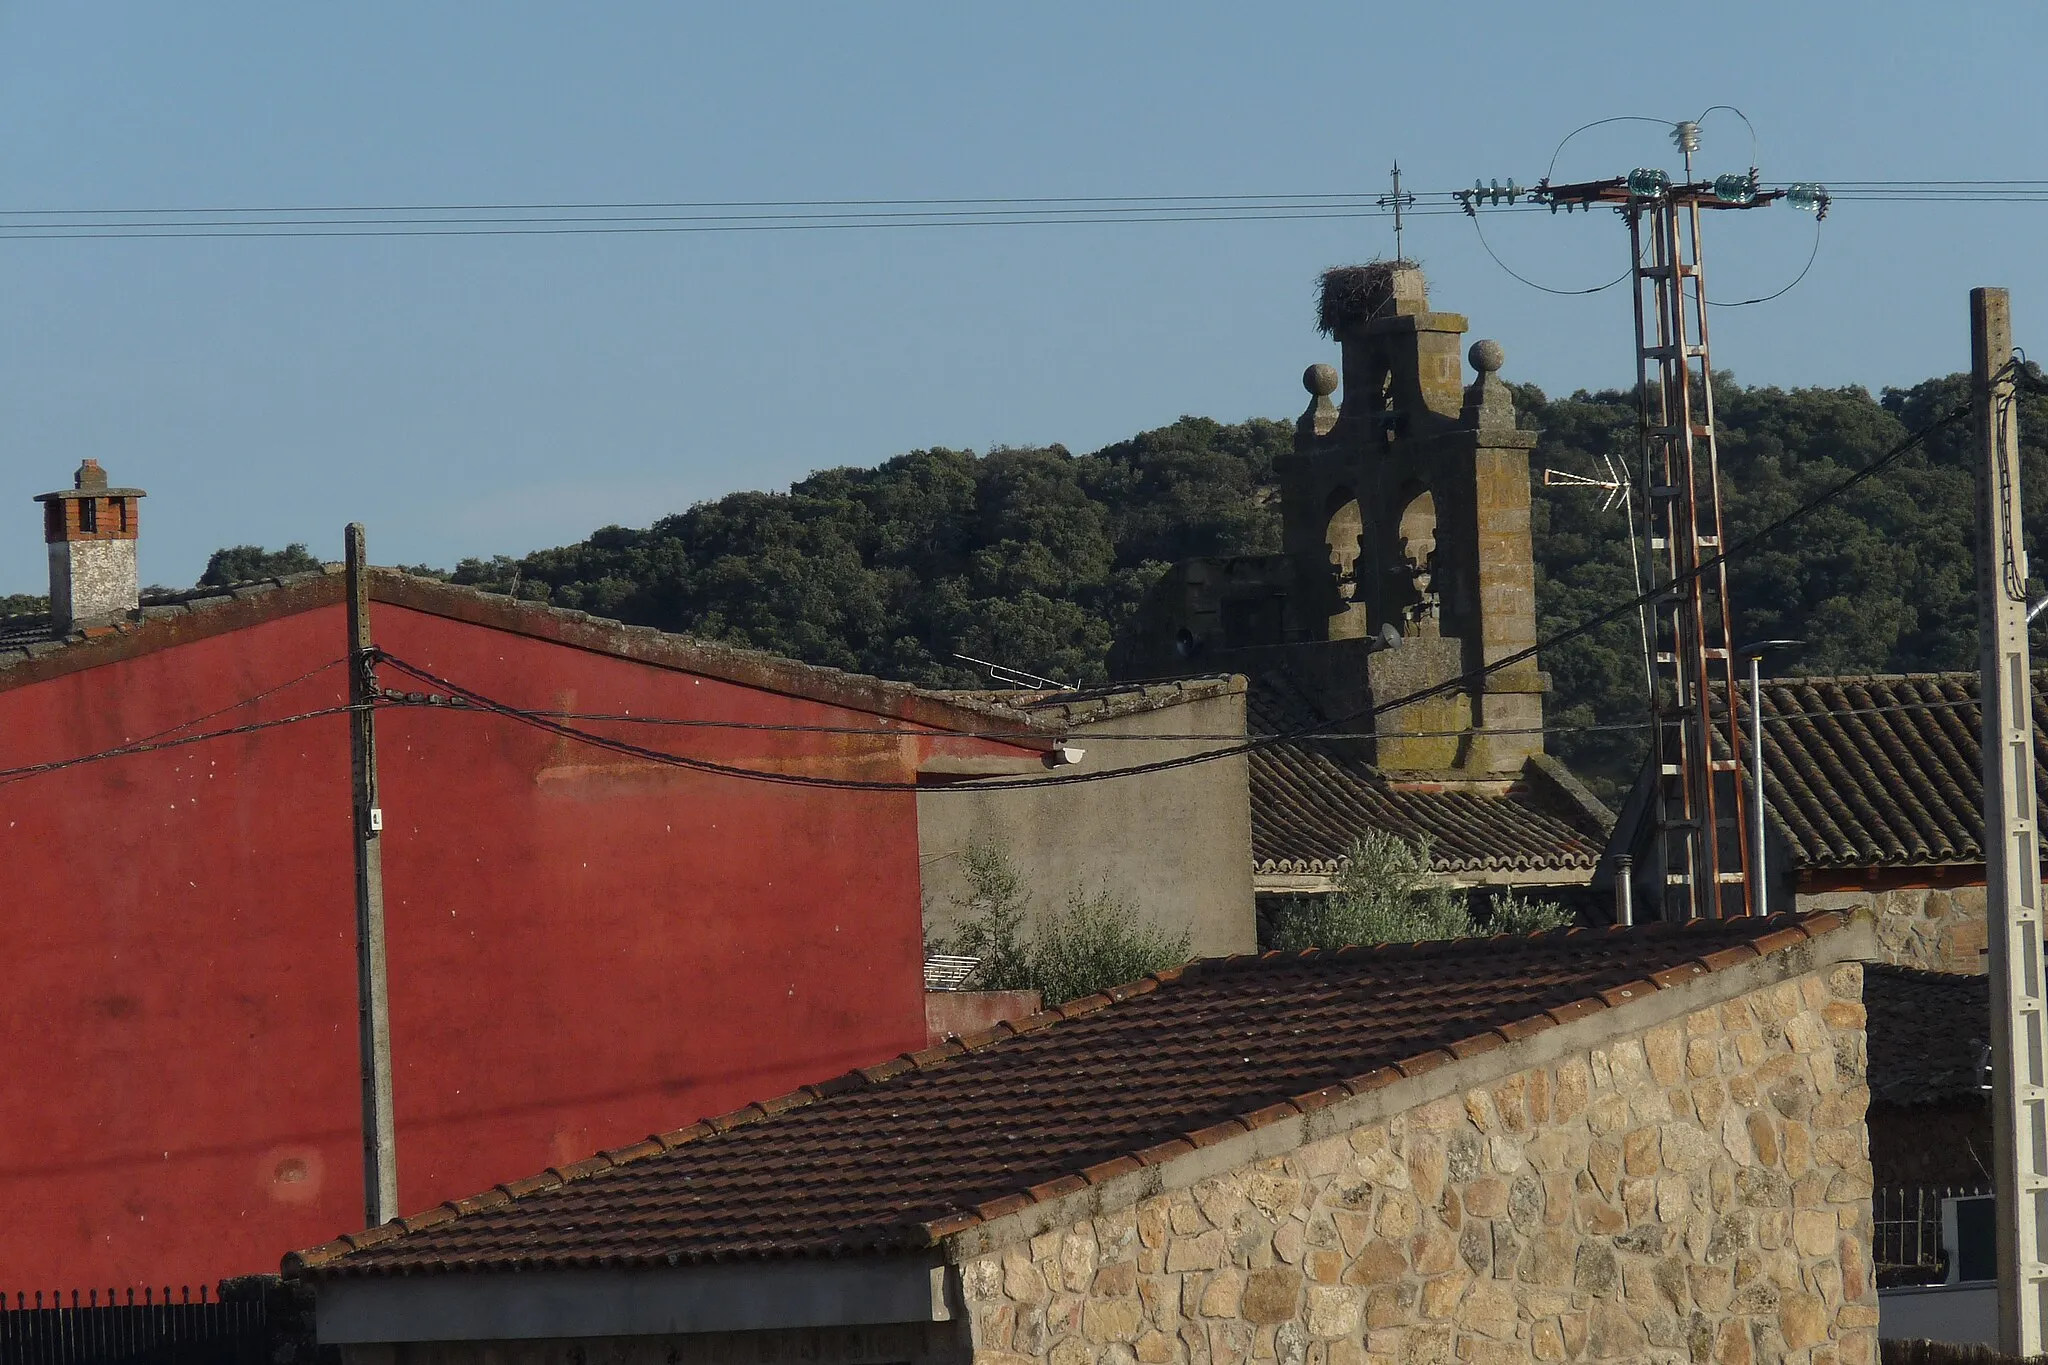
[
  {"x1": 1795, "y1": 886, "x2": 1987, "y2": 975},
  {"x1": 960, "y1": 964, "x2": 1875, "y2": 1365}
]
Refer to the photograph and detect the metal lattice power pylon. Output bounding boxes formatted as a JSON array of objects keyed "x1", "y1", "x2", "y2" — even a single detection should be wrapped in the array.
[
  {"x1": 1513, "y1": 152, "x2": 1788, "y2": 919},
  {"x1": 1627, "y1": 184, "x2": 1751, "y2": 920},
  {"x1": 1463, "y1": 124, "x2": 1828, "y2": 918}
]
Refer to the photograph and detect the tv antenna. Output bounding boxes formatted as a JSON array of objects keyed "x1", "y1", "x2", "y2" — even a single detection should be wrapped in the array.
[
  {"x1": 953, "y1": 652, "x2": 1076, "y2": 692},
  {"x1": 1540, "y1": 453, "x2": 1627, "y2": 513},
  {"x1": 1542, "y1": 453, "x2": 1656, "y2": 703}
]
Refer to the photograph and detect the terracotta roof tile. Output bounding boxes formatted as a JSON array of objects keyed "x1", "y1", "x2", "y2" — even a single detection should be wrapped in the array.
[
  {"x1": 288, "y1": 913, "x2": 1847, "y2": 1278},
  {"x1": 1245, "y1": 679, "x2": 1606, "y2": 878},
  {"x1": 1734, "y1": 672, "x2": 2048, "y2": 870}
]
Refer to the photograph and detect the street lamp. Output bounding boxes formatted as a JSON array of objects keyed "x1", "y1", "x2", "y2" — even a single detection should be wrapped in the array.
[{"x1": 1737, "y1": 639, "x2": 1803, "y2": 916}]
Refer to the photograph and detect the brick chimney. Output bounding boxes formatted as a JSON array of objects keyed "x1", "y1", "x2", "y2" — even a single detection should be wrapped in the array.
[{"x1": 35, "y1": 460, "x2": 145, "y2": 631}]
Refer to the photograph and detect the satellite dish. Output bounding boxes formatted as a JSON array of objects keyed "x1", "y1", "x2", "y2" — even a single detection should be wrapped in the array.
[
  {"x1": 1376, "y1": 622, "x2": 1404, "y2": 652},
  {"x1": 1175, "y1": 628, "x2": 1201, "y2": 659}
]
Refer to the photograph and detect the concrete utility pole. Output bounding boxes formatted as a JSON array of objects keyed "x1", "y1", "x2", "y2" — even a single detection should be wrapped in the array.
[
  {"x1": 346, "y1": 524, "x2": 399, "y2": 1226},
  {"x1": 1973, "y1": 288, "x2": 2045, "y2": 1355}
]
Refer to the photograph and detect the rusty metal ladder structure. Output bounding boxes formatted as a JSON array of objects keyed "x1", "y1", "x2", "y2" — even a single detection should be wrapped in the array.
[{"x1": 1628, "y1": 182, "x2": 1752, "y2": 920}]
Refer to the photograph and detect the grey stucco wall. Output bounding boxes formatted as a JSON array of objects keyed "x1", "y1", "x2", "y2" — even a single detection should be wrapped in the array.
[
  {"x1": 50, "y1": 538, "x2": 138, "y2": 628},
  {"x1": 920, "y1": 690, "x2": 1256, "y2": 960}
]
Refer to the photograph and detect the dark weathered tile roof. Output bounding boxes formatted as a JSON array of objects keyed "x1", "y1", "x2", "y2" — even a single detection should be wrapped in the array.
[
  {"x1": 1246, "y1": 677, "x2": 1607, "y2": 878},
  {"x1": 1863, "y1": 964, "x2": 1989, "y2": 1107},
  {"x1": 991, "y1": 677, "x2": 1241, "y2": 724},
  {"x1": 286, "y1": 911, "x2": 1848, "y2": 1277},
  {"x1": 0, "y1": 573, "x2": 337, "y2": 672},
  {"x1": 1741, "y1": 672, "x2": 2048, "y2": 870},
  {"x1": 0, "y1": 570, "x2": 1064, "y2": 741},
  {"x1": 0, "y1": 612, "x2": 58, "y2": 653}
]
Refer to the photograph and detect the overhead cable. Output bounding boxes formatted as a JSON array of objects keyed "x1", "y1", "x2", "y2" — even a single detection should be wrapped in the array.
[{"x1": 361, "y1": 388, "x2": 1981, "y2": 793}]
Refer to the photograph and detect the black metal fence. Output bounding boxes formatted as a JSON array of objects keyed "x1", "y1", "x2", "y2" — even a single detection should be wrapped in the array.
[
  {"x1": 1881, "y1": 1341, "x2": 2048, "y2": 1364},
  {"x1": 1875, "y1": 1183, "x2": 1993, "y2": 1286},
  {"x1": 0, "y1": 1279, "x2": 305, "y2": 1365}
]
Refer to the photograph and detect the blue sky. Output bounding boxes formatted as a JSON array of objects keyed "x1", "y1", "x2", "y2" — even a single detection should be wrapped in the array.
[{"x1": 0, "y1": 3, "x2": 2039, "y2": 594}]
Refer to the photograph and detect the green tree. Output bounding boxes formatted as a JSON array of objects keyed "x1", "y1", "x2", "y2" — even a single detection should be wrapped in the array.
[
  {"x1": 0, "y1": 593, "x2": 49, "y2": 617},
  {"x1": 200, "y1": 543, "x2": 323, "y2": 587},
  {"x1": 1266, "y1": 832, "x2": 1574, "y2": 948},
  {"x1": 1521, "y1": 365, "x2": 2048, "y2": 802}
]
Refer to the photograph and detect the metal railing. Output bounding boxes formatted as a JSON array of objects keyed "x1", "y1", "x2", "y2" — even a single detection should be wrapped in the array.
[
  {"x1": 0, "y1": 1281, "x2": 285, "y2": 1365},
  {"x1": 1876, "y1": 1184, "x2": 1993, "y2": 1286}
]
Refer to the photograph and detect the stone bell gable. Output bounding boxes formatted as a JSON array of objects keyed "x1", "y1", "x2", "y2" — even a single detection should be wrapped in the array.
[
  {"x1": 1111, "y1": 265, "x2": 1609, "y2": 894},
  {"x1": 1114, "y1": 264, "x2": 1543, "y2": 779}
]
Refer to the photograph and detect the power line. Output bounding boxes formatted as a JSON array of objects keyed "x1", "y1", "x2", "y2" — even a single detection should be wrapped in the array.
[
  {"x1": 0, "y1": 205, "x2": 1503, "y2": 242},
  {"x1": 0, "y1": 703, "x2": 363, "y2": 786},
  {"x1": 1707, "y1": 215, "x2": 1824, "y2": 309},
  {"x1": 0, "y1": 190, "x2": 1418, "y2": 216},
  {"x1": 0, "y1": 376, "x2": 2008, "y2": 790},
  {"x1": 4, "y1": 189, "x2": 2044, "y2": 243},
  {"x1": 1, "y1": 179, "x2": 2041, "y2": 221},
  {"x1": 358, "y1": 384, "x2": 1979, "y2": 792},
  {"x1": 372, "y1": 688, "x2": 2017, "y2": 742},
  {"x1": 1467, "y1": 212, "x2": 1633, "y2": 297}
]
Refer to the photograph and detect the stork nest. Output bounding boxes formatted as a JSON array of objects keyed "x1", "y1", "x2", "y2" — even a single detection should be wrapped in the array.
[{"x1": 1317, "y1": 261, "x2": 1417, "y2": 337}]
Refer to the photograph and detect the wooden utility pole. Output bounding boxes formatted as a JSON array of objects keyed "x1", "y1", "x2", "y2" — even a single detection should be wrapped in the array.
[
  {"x1": 1974, "y1": 288, "x2": 2044, "y2": 1355},
  {"x1": 346, "y1": 524, "x2": 399, "y2": 1226}
]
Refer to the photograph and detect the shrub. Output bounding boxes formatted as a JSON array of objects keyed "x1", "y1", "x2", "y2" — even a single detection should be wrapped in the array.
[
  {"x1": 1266, "y1": 831, "x2": 1575, "y2": 949},
  {"x1": 940, "y1": 841, "x2": 1191, "y2": 1005}
]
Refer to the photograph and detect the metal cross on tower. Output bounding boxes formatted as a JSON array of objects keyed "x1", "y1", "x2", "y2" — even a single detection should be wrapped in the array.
[{"x1": 1378, "y1": 162, "x2": 1415, "y2": 262}]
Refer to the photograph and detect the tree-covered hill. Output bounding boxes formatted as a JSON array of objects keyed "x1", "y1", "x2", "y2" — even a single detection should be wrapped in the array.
[
  {"x1": 1529, "y1": 370, "x2": 2048, "y2": 799},
  {"x1": 289, "y1": 370, "x2": 2048, "y2": 803},
  {"x1": 445, "y1": 418, "x2": 1288, "y2": 690}
]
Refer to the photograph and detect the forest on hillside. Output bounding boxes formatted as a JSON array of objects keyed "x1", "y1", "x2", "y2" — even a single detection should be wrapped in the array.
[
  {"x1": 45, "y1": 369, "x2": 2041, "y2": 805},
  {"x1": 422, "y1": 370, "x2": 2048, "y2": 802}
]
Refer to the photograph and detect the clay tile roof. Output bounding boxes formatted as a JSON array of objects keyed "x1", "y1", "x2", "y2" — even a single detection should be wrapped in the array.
[
  {"x1": 1863, "y1": 964, "x2": 1990, "y2": 1107},
  {"x1": 1737, "y1": 672, "x2": 2048, "y2": 869},
  {"x1": 286, "y1": 912, "x2": 1848, "y2": 1278},
  {"x1": 1246, "y1": 677, "x2": 1607, "y2": 877}
]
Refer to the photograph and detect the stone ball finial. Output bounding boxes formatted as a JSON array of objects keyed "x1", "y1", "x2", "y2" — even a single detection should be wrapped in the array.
[
  {"x1": 1303, "y1": 363, "x2": 1339, "y2": 397},
  {"x1": 1468, "y1": 340, "x2": 1505, "y2": 375}
]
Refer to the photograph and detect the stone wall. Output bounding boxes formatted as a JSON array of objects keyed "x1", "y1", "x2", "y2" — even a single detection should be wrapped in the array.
[
  {"x1": 1795, "y1": 886, "x2": 1987, "y2": 975},
  {"x1": 959, "y1": 964, "x2": 1875, "y2": 1365}
]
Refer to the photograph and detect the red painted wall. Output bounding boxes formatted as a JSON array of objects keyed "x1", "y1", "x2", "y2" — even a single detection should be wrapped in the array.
[{"x1": 0, "y1": 601, "x2": 1019, "y2": 1288}]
